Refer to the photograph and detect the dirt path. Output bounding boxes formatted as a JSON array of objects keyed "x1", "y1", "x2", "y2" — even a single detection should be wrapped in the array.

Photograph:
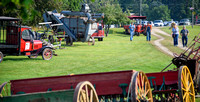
[
  {"x1": 151, "y1": 27, "x2": 187, "y2": 57},
  {"x1": 151, "y1": 28, "x2": 174, "y2": 57}
]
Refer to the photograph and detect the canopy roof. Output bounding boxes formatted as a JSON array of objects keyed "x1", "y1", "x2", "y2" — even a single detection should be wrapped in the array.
[
  {"x1": 128, "y1": 16, "x2": 146, "y2": 20},
  {"x1": 0, "y1": 16, "x2": 20, "y2": 21}
]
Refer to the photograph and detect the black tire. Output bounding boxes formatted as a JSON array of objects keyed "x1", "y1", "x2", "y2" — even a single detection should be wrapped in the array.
[
  {"x1": 0, "y1": 51, "x2": 3, "y2": 63},
  {"x1": 48, "y1": 35, "x2": 54, "y2": 44},
  {"x1": 98, "y1": 38, "x2": 101, "y2": 41},
  {"x1": 65, "y1": 36, "x2": 73, "y2": 46},
  {"x1": 42, "y1": 48, "x2": 53, "y2": 60},
  {"x1": 101, "y1": 38, "x2": 103, "y2": 41}
]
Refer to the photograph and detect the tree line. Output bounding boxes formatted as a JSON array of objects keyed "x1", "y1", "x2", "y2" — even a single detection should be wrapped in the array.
[{"x1": 0, "y1": 0, "x2": 199, "y2": 26}]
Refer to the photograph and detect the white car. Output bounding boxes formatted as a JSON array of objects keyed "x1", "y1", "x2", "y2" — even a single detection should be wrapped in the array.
[
  {"x1": 164, "y1": 21, "x2": 169, "y2": 26},
  {"x1": 142, "y1": 21, "x2": 148, "y2": 25},
  {"x1": 154, "y1": 20, "x2": 164, "y2": 27},
  {"x1": 149, "y1": 21, "x2": 154, "y2": 26},
  {"x1": 179, "y1": 19, "x2": 190, "y2": 25}
]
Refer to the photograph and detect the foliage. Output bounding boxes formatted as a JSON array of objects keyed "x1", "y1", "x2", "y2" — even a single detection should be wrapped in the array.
[
  {"x1": 0, "y1": 0, "x2": 33, "y2": 19},
  {"x1": 147, "y1": 5, "x2": 171, "y2": 21}
]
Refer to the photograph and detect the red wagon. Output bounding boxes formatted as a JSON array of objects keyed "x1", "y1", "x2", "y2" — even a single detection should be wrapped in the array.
[{"x1": 1, "y1": 70, "x2": 153, "y2": 102}]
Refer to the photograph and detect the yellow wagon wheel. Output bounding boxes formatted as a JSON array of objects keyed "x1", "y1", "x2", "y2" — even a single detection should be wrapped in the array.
[
  {"x1": 131, "y1": 71, "x2": 153, "y2": 102},
  {"x1": 73, "y1": 81, "x2": 99, "y2": 102},
  {"x1": 178, "y1": 66, "x2": 195, "y2": 102},
  {"x1": 0, "y1": 82, "x2": 8, "y2": 97}
]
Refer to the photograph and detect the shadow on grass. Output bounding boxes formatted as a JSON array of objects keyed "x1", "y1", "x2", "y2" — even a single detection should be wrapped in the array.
[{"x1": 3, "y1": 57, "x2": 42, "y2": 62}]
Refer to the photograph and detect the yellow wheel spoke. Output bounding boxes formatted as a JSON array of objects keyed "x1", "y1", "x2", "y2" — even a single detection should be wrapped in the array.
[
  {"x1": 183, "y1": 92, "x2": 187, "y2": 99},
  {"x1": 182, "y1": 88, "x2": 187, "y2": 92},
  {"x1": 189, "y1": 92, "x2": 195, "y2": 96},
  {"x1": 181, "y1": 78, "x2": 187, "y2": 88}
]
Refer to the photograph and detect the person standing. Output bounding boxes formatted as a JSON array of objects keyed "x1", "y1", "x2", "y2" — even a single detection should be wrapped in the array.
[
  {"x1": 146, "y1": 22, "x2": 152, "y2": 41},
  {"x1": 180, "y1": 26, "x2": 189, "y2": 47},
  {"x1": 129, "y1": 22, "x2": 135, "y2": 41},
  {"x1": 171, "y1": 23, "x2": 179, "y2": 46}
]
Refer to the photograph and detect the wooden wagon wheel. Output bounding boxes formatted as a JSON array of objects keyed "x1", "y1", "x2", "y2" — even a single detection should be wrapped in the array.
[
  {"x1": 178, "y1": 66, "x2": 195, "y2": 102},
  {"x1": 130, "y1": 71, "x2": 153, "y2": 102},
  {"x1": 0, "y1": 82, "x2": 8, "y2": 97},
  {"x1": 73, "y1": 81, "x2": 99, "y2": 102}
]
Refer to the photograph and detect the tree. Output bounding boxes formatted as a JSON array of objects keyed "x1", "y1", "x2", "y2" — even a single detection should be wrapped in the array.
[{"x1": 147, "y1": 5, "x2": 171, "y2": 21}]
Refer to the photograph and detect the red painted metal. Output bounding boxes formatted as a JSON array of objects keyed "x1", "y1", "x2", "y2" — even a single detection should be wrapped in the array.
[
  {"x1": 146, "y1": 71, "x2": 178, "y2": 86},
  {"x1": 11, "y1": 70, "x2": 136, "y2": 96},
  {"x1": 91, "y1": 23, "x2": 104, "y2": 38}
]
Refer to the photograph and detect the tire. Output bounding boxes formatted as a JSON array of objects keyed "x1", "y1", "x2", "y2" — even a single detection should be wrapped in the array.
[
  {"x1": 101, "y1": 38, "x2": 103, "y2": 41},
  {"x1": 0, "y1": 51, "x2": 3, "y2": 63},
  {"x1": 42, "y1": 48, "x2": 53, "y2": 60},
  {"x1": 65, "y1": 36, "x2": 73, "y2": 46},
  {"x1": 98, "y1": 38, "x2": 101, "y2": 41}
]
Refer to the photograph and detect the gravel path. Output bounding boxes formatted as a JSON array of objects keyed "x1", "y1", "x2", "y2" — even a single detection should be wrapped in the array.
[{"x1": 151, "y1": 27, "x2": 187, "y2": 57}]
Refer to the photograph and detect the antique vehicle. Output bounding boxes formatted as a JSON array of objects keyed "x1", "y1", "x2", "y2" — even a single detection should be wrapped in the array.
[
  {"x1": 0, "y1": 70, "x2": 152, "y2": 102},
  {"x1": 91, "y1": 23, "x2": 105, "y2": 41},
  {"x1": 0, "y1": 16, "x2": 55, "y2": 63},
  {"x1": 123, "y1": 16, "x2": 147, "y2": 36},
  {"x1": 43, "y1": 4, "x2": 104, "y2": 46},
  {"x1": 145, "y1": 34, "x2": 200, "y2": 102},
  {"x1": 0, "y1": 81, "x2": 99, "y2": 102}
]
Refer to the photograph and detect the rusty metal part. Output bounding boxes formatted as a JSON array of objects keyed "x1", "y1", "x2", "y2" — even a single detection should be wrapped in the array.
[{"x1": 73, "y1": 81, "x2": 99, "y2": 102}]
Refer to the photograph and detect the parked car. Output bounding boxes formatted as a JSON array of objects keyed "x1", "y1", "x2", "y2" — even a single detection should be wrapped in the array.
[
  {"x1": 154, "y1": 20, "x2": 164, "y2": 27},
  {"x1": 142, "y1": 21, "x2": 148, "y2": 25},
  {"x1": 196, "y1": 19, "x2": 200, "y2": 24},
  {"x1": 174, "y1": 21, "x2": 179, "y2": 26},
  {"x1": 149, "y1": 21, "x2": 154, "y2": 26},
  {"x1": 163, "y1": 21, "x2": 169, "y2": 26},
  {"x1": 179, "y1": 19, "x2": 190, "y2": 25}
]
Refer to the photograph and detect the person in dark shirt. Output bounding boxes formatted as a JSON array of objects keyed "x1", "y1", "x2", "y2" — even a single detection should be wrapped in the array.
[
  {"x1": 180, "y1": 26, "x2": 189, "y2": 47},
  {"x1": 146, "y1": 22, "x2": 152, "y2": 41}
]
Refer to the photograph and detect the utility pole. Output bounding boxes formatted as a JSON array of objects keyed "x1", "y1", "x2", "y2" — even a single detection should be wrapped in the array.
[
  {"x1": 139, "y1": 0, "x2": 142, "y2": 24},
  {"x1": 192, "y1": 0, "x2": 194, "y2": 28}
]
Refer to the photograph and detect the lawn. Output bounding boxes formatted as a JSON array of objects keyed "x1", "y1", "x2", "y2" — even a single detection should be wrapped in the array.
[
  {"x1": 0, "y1": 28, "x2": 173, "y2": 83},
  {"x1": 1, "y1": 28, "x2": 199, "y2": 101}
]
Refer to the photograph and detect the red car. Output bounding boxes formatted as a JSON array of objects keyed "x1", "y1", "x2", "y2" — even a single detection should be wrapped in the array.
[{"x1": 0, "y1": 16, "x2": 55, "y2": 63}]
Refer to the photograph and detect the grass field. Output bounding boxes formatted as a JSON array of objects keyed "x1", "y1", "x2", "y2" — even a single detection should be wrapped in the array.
[
  {"x1": 0, "y1": 28, "x2": 174, "y2": 83},
  {"x1": 0, "y1": 28, "x2": 199, "y2": 101}
]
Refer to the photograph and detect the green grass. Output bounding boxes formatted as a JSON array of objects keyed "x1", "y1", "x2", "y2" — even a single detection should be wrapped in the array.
[{"x1": 0, "y1": 28, "x2": 173, "y2": 83}]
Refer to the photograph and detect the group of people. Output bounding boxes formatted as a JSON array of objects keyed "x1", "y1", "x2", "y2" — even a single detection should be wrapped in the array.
[
  {"x1": 129, "y1": 22, "x2": 152, "y2": 41},
  {"x1": 129, "y1": 22, "x2": 189, "y2": 47},
  {"x1": 171, "y1": 23, "x2": 189, "y2": 47}
]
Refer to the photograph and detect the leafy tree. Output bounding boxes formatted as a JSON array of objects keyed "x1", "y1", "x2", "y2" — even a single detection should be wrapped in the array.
[{"x1": 147, "y1": 5, "x2": 171, "y2": 21}]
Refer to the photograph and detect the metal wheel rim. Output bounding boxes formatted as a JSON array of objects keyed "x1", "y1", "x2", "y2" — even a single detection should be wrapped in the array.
[
  {"x1": 73, "y1": 81, "x2": 99, "y2": 102},
  {"x1": 131, "y1": 71, "x2": 153, "y2": 102},
  {"x1": 42, "y1": 48, "x2": 52, "y2": 60},
  {"x1": 0, "y1": 82, "x2": 8, "y2": 97},
  {"x1": 178, "y1": 66, "x2": 195, "y2": 102}
]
